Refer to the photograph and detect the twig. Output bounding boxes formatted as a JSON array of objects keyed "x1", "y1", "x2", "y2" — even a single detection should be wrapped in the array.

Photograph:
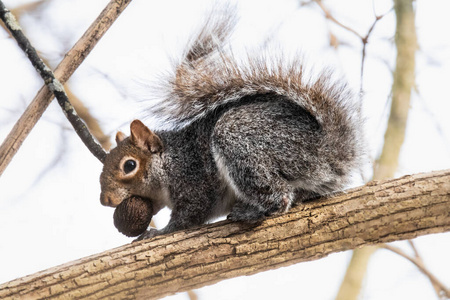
[
  {"x1": 407, "y1": 240, "x2": 446, "y2": 298},
  {"x1": 313, "y1": 0, "x2": 391, "y2": 98},
  {"x1": 0, "y1": 0, "x2": 131, "y2": 176},
  {"x1": 313, "y1": 0, "x2": 363, "y2": 39},
  {"x1": 359, "y1": 10, "x2": 391, "y2": 93},
  {"x1": 187, "y1": 290, "x2": 198, "y2": 300},
  {"x1": 0, "y1": 1, "x2": 107, "y2": 163},
  {"x1": 359, "y1": 16, "x2": 380, "y2": 88},
  {"x1": 407, "y1": 240, "x2": 420, "y2": 258},
  {"x1": 381, "y1": 243, "x2": 450, "y2": 299}
]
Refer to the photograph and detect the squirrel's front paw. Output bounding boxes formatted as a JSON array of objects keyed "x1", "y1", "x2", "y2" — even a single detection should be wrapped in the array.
[
  {"x1": 133, "y1": 228, "x2": 160, "y2": 242},
  {"x1": 227, "y1": 209, "x2": 265, "y2": 224}
]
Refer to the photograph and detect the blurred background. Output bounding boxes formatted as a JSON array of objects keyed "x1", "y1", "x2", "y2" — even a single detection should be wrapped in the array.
[{"x1": 0, "y1": 0, "x2": 449, "y2": 299}]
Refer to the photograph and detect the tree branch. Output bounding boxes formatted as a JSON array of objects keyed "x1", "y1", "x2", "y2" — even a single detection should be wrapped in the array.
[
  {"x1": 380, "y1": 243, "x2": 450, "y2": 299},
  {"x1": 0, "y1": 0, "x2": 132, "y2": 176},
  {"x1": 313, "y1": 0, "x2": 390, "y2": 97},
  {"x1": 0, "y1": 1, "x2": 107, "y2": 163},
  {"x1": 1, "y1": 169, "x2": 449, "y2": 299},
  {"x1": 313, "y1": 0, "x2": 363, "y2": 40}
]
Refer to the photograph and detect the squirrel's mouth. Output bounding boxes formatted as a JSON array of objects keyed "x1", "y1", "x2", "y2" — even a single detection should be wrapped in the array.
[{"x1": 128, "y1": 194, "x2": 154, "y2": 206}]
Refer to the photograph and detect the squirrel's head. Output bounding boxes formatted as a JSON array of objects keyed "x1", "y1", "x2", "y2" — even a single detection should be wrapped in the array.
[{"x1": 99, "y1": 120, "x2": 164, "y2": 207}]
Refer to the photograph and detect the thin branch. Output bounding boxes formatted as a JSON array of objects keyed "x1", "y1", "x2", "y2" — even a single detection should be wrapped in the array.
[
  {"x1": 406, "y1": 240, "x2": 447, "y2": 298},
  {"x1": 381, "y1": 244, "x2": 450, "y2": 299},
  {"x1": 0, "y1": 0, "x2": 132, "y2": 177},
  {"x1": 313, "y1": 0, "x2": 391, "y2": 98},
  {"x1": 313, "y1": 0, "x2": 363, "y2": 39},
  {"x1": 359, "y1": 10, "x2": 392, "y2": 93},
  {"x1": 0, "y1": 1, "x2": 107, "y2": 163},
  {"x1": 187, "y1": 290, "x2": 198, "y2": 300},
  {"x1": 360, "y1": 15, "x2": 381, "y2": 88},
  {"x1": 407, "y1": 240, "x2": 420, "y2": 257}
]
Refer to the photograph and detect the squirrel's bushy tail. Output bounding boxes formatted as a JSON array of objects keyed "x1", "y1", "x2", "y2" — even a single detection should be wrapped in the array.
[{"x1": 149, "y1": 8, "x2": 365, "y2": 180}]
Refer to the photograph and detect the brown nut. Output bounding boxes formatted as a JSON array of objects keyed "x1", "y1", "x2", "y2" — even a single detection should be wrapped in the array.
[{"x1": 113, "y1": 196, "x2": 153, "y2": 237}]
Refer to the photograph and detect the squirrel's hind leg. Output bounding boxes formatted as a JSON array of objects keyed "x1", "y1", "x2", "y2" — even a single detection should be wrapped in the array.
[
  {"x1": 212, "y1": 142, "x2": 295, "y2": 224},
  {"x1": 211, "y1": 96, "x2": 322, "y2": 223},
  {"x1": 226, "y1": 191, "x2": 294, "y2": 223}
]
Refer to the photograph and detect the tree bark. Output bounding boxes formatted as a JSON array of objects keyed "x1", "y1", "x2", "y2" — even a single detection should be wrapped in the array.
[{"x1": 1, "y1": 169, "x2": 449, "y2": 299}]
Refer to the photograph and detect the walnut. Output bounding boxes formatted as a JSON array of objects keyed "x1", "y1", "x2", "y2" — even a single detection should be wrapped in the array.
[{"x1": 113, "y1": 196, "x2": 153, "y2": 237}]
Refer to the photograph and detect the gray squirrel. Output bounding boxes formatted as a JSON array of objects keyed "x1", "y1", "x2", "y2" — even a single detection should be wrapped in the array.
[{"x1": 99, "y1": 11, "x2": 365, "y2": 239}]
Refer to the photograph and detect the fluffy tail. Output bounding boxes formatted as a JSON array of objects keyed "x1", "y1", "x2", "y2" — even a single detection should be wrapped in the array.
[{"x1": 149, "y1": 9, "x2": 365, "y2": 177}]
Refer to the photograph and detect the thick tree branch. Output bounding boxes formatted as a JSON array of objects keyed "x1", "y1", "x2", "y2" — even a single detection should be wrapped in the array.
[
  {"x1": 0, "y1": 169, "x2": 449, "y2": 299},
  {"x1": 0, "y1": 0, "x2": 132, "y2": 176},
  {"x1": 0, "y1": 1, "x2": 107, "y2": 163}
]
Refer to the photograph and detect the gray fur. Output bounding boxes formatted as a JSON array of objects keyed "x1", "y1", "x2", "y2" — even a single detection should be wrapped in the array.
[{"x1": 100, "y1": 10, "x2": 365, "y2": 239}]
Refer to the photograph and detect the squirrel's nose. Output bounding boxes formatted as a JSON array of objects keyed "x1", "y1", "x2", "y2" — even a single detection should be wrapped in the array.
[{"x1": 100, "y1": 192, "x2": 121, "y2": 207}]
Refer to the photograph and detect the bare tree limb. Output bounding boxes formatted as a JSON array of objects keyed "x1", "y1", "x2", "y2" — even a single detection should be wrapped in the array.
[
  {"x1": 313, "y1": 0, "x2": 391, "y2": 96},
  {"x1": 0, "y1": 2, "x2": 112, "y2": 152},
  {"x1": 407, "y1": 240, "x2": 443, "y2": 297},
  {"x1": 0, "y1": 0, "x2": 132, "y2": 176},
  {"x1": 313, "y1": 0, "x2": 363, "y2": 40},
  {"x1": 0, "y1": 1, "x2": 107, "y2": 163},
  {"x1": 0, "y1": 169, "x2": 449, "y2": 299},
  {"x1": 380, "y1": 243, "x2": 450, "y2": 299}
]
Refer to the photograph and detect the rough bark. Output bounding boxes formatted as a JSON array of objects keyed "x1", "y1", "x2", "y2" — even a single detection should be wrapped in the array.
[{"x1": 1, "y1": 169, "x2": 449, "y2": 300}]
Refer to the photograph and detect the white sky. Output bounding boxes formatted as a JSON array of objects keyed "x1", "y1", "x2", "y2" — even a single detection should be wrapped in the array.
[{"x1": 0, "y1": 0, "x2": 449, "y2": 299}]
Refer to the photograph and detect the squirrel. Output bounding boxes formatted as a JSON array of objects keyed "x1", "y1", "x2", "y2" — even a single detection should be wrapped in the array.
[{"x1": 99, "y1": 10, "x2": 365, "y2": 240}]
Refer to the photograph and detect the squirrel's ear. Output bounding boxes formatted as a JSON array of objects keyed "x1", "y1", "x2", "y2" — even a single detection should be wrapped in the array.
[
  {"x1": 115, "y1": 131, "x2": 126, "y2": 144},
  {"x1": 130, "y1": 120, "x2": 163, "y2": 153}
]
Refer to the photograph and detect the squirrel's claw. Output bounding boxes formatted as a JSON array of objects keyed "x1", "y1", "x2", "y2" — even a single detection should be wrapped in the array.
[{"x1": 133, "y1": 228, "x2": 159, "y2": 242}]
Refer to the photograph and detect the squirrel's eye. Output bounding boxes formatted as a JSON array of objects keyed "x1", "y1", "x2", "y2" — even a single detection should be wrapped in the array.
[{"x1": 123, "y1": 159, "x2": 137, "y2": 174}]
